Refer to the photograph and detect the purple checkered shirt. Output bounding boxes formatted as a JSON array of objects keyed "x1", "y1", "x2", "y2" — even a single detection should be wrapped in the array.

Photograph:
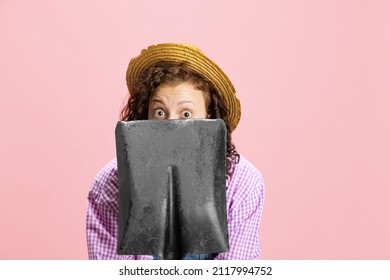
[{"x1": 86, "y1": 154, "x2": 265, "y2": 260}]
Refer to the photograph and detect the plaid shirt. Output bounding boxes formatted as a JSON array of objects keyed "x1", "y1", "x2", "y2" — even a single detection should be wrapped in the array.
[{"x1": 86, "y1": 154, "x2": 265, "y2": 260}]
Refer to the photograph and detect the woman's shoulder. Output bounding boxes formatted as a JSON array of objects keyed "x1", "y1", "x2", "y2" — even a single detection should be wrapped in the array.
[
  {"x1": 94, "y1": 158, "x2": 118, "y2": 183},
  {"x1": 227, "y1": 154, "x2": 265, "y2": 206},
  {"x1": 88, "y1": 158, "x2": 119, "y2": 204},
  {"x1": 232, "y1": 154, "x2": 265, "y2": 187}
]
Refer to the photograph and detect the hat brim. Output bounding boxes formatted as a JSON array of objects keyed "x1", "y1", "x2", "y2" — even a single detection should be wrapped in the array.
[{"x1": 126, "y1": 43, "x2": 241, "y2": 131}]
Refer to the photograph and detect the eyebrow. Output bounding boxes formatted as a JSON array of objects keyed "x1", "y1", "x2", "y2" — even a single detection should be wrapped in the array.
[
  {"x1": 150, "y1": 98, "x2": 164, "y2": 105},
  {"x1": 177, "y1": 101, "x2": 195, "y2": 106},
  {"x1": 150, "y1": 99, "x2": 195, "y2": 106}
]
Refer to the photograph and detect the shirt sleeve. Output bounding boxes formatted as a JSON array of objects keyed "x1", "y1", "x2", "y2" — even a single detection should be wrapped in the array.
[
  {"x1": 86, "y1": 162, "x2": 152, "y2": 260},
  {"x1": 214, "y1": 159, "x2": 265, "y2": 260}
]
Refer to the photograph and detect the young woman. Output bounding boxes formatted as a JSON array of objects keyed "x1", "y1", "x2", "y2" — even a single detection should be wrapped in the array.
[{"x1": 86, "y1": 43, "x2": 265, "y2": 260}]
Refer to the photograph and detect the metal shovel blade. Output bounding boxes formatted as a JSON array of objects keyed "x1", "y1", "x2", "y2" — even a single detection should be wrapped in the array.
[{"x1": 115, "y1": 119, "x2": 229, "y2": 259}]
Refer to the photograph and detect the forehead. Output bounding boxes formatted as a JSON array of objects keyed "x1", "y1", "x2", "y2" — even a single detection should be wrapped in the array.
[{"x1": 151, "y1": 82, "x2": 205, "y2": 100}]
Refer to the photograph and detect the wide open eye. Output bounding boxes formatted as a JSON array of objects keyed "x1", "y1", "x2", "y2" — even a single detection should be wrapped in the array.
[
  {"x1": 181, "y1": 111, "x2": 192, "y2": 119},
  {"x1": 153, "y1": 109, "x2": 166, "y2": 118}
]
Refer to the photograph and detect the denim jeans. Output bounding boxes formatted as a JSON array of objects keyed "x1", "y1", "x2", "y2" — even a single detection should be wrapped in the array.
[{"x1": 153, "y1": 253, "x2": 217, "y2": 260}]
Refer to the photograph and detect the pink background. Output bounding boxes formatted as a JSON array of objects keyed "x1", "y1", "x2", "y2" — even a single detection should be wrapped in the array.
[{"x1": 1, "y1": 0, "x2": 389, "y2": 259}]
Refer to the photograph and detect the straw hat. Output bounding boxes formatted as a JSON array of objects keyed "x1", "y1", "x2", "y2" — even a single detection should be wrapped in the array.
[{"x1": 126, "y1": 43, "x2": 241, "y2": 131}]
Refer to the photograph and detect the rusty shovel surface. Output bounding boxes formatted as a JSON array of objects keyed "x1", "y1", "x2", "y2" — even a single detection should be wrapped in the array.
[{"x1": 115, "y1": 119, "x2": 229, "y2": 259}]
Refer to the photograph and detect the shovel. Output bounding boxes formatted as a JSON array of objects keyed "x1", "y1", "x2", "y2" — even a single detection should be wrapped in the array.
[{"x1": 115, "y1": 119, "x2": 229, "y2": 259}]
